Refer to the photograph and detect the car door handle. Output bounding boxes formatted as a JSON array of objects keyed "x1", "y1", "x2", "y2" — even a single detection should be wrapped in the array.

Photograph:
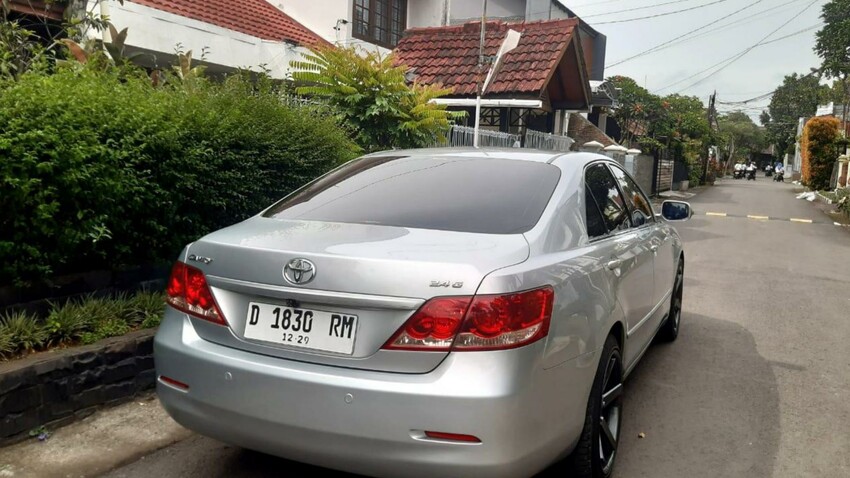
[
  {"x1": 606, "y1": 259, "x2": 622, "y2": 277},
  {"x1": 605, "y1": 260, "x2": 622, "y2": 277}
]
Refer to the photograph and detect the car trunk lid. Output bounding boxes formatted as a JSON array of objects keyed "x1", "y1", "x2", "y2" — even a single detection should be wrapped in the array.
[{"x1": 183, "y1": 217, "x2": 529, "y2": 373}]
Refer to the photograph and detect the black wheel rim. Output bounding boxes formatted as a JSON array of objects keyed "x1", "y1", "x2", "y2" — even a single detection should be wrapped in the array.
[
  {"x1": 672, "y1": 264, "x2": 684, "y2": 333},
  {"x1": 599, "y1": 352, "x2": 623, "y2": 475}
]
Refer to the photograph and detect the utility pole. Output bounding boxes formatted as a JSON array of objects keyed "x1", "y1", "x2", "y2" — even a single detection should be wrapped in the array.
[
  {"x1": 703, "y1": 91, "x2": 717, "y2": 184},
  {"x1": 473, "y1": 0, "x2": 487, "y2": 148}
]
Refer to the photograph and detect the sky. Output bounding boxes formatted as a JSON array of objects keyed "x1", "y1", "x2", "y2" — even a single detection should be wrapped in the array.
[{"x1": 558, "y1": 0, "x2": 829, "y2": 119}]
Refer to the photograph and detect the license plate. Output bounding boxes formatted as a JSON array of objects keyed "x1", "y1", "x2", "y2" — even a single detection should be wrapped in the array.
[{"x1": 243, "y1": 302, "x2": 358, "y2": 355}]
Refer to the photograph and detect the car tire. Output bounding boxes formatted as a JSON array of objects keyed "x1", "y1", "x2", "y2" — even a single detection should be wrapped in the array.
[
  {"x1": 658, "y1": 258, "x2": 684, "y2": 342},
  {"x1": 568, "y1": 334, "x2": 623, "y2": 478}
]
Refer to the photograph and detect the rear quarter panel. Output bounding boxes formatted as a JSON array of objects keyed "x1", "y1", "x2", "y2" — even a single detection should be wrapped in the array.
[{"x1": 476, "y1": 154, "x2": 622, "y2": 368}]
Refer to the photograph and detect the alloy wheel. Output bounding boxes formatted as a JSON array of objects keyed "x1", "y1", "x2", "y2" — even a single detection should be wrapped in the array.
[
  {"x1": 671, "y1": 264, "x2": 684, "y2": 334},
  {"x1": 599, "y1": 352, "x2": 623, "y2": 475}
]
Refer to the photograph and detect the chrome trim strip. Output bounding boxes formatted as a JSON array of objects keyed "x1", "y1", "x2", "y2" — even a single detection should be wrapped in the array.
[{"x1": 206, "y1": 275, "x2": 424, "y2": 310}]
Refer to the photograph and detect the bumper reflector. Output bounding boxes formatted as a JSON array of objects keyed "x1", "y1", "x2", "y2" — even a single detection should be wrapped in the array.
[
  {"x1": 159, "y1": 375, "x2": 189, "y2": 391},
  {"x1": 424, "y1": 431, "x2": 481, "y2": 443}
]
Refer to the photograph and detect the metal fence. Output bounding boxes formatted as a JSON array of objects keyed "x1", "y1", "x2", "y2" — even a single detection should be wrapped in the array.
[
  {"x1": 432, "y1": 125, "x2": 580, "y2": 151},
  {"x1": 432, "y1": 125, "x2": 521, "y2": 148},
  {"x1": 524, "y1": 129, "x2": 575, "y2": 152}
]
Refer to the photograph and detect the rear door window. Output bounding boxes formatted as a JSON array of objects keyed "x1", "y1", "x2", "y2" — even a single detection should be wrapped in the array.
[
  {"x1": 584, "y1": 185, "x2": 608, "y2": 239},
  {"x1": 609, "y1": 165, "x2": 654, "y2": 227},
  {"x1": 264, "y1": 156, "x2": 561, "y2": 234},
  {"x1": 584, "y1": 163, "x2": 631, "y2": 233}
]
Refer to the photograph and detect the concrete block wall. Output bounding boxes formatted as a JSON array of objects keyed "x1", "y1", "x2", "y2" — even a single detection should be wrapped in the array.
[{"x1": 0, "y1": 330, "x2": 156, "y2": 443}]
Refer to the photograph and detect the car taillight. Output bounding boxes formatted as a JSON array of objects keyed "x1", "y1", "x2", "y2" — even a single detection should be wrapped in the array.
[
  {"x1": 383, "y1": 297, "x2": 472, "y2": 351},
  {"x1": 165, "y1": 261, "x2": 227, "y2": 325},
  {"x1": 382, "y1": 286, "x2": 554, "y2": 352},
  {"x1": 454, "y1": 287, "x2": 553, "y2": 351}
]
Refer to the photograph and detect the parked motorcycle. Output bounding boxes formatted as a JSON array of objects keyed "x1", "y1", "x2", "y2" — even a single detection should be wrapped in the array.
[
  {"x1": 733, "y1": 169, "x2": 745, "y2": 179},
  {"x1": 746, "y1": 169, "x2": 756, "y2": 181}
]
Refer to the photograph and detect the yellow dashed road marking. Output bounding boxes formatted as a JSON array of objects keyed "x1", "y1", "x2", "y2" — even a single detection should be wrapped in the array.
[{"x1": 698, "y1": 211, "x2": 836, "y2": 225}]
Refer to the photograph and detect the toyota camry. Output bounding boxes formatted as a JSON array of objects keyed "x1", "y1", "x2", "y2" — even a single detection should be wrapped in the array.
[{"x1": 155, "y1": 148, "x2": 691, "y2": 478}]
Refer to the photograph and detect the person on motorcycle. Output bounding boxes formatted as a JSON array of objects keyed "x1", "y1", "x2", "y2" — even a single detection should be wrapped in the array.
[
  {"x1": 774, "y1": 164, "x2": 785, "y2": 182},
  {"x1": 745, "y1": 161, "x2": 756, "y2": 180},
  {"x1": 734, "y1": 161, "x2": 745, "y2": 178}
]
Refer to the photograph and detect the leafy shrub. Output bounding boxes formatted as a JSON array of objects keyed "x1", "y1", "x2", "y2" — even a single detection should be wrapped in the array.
[
  {"x1": 801, "y1": 116, "x2": 841, "y2": 190},
  {"x1": 292, "y1": 46, "x2": 460, "y2": 152},
  {"x1": 0, "y1": 327, "x2": 14, "y2": 358},
  {"x1": 0, "y1": 67, "x2": 359, "y2": 286},
  {"x1": 836, "y1": 188, "x2": 850, "y2": 217},
  {"x1": 140, "y1": 313, "x2": 162, "y2": 329},
  {"x1": 45, "y1": 300, "x2": 93, "y2": 345},
  {"x1": 0, "y1": 311, "x2": 48, "y2": 353},
  {"x1": 80, "y1": 317, "x2": 131, "y2": 345},
  {"x1": 3, "y1": 290, "x2": 165, "y2": 357},
  {"x1": 123, "y1": 290, "x2": 165, "y2": 327}
]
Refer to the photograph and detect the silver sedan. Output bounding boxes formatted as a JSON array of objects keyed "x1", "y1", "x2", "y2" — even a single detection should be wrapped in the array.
[{"x1": 155, "y1": 148, "x2": 691, "y2": 478}]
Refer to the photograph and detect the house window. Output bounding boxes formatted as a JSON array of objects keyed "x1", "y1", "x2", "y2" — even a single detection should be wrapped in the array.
[{"x1": 353, "y1": 0, "x2": 407, "y2": 48}]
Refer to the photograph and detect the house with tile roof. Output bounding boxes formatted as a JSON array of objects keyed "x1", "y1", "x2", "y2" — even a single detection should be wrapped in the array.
[
  {"x1": 5, "y1": 0, "x2": 330, "y2": 79},
  {"x1": 87, "y1": 0, "x2": 331, "y2": 78},
  {"x1": 394, "y1": 18, "x2": 592, "y2": 143},
  {"x1": 273, "y1": 1, "x2": 606, "y2": 82}
]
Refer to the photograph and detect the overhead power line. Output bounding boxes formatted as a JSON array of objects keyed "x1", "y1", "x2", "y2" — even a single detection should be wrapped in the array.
[
  {"x1": 594, "y1": 0, "x2": 730, "y2": 25},
  {"x1": 606, "y1": 0, "x2": 767, "y2": 68},
  {"x1": 565, "y1": 0, "x2": 628, "y2": 9},
  {"x1": 658, "y1": 0, "x2": 820, "y2": 94},
  {"x1": 717, "y1": 66, "x2": 821, "y2": 107},
  {"x1": 582, "y1": 0, "x2": 698, "y2": 19}
]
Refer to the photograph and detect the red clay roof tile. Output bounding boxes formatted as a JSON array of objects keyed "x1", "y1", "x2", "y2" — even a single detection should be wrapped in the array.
[
  {"x1": 129, "y1": 0, "x2": 329, "y2": 46},
  {"x1": 395, "y1": 19, "x2": 578, "y2": 96}
]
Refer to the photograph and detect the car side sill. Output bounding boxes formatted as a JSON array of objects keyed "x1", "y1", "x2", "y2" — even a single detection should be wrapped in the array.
[{"x1": 626, "y1": 288, "x2": 673, "y2": 338}]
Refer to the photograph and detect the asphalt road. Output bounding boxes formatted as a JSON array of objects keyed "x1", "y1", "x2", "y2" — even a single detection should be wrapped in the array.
[{"x1": 103, "y1": 178, "x2": 850, "y2": 478}]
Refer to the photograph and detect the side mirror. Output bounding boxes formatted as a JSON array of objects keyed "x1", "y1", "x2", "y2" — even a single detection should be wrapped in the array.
[{"x1": 661, "y1": 200, "x2": 692, "y2": 222}]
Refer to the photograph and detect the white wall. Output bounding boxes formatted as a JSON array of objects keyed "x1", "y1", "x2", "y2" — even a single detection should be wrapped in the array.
[
  {"x1": 91, "y1": 1, "x2": 307, "y2": 79},
  {"x1": 275, "y1": 0, "x2": 445, "y2": 53},
  {"x1": 450, "y1": 0, "x2": 524, "y2": 22},
  {"x1": 273, "y1": 0, "x2": 352, "y2": 45},
  {"x1": 408, "y1": 0, "x2": 446, "y2": 28}
]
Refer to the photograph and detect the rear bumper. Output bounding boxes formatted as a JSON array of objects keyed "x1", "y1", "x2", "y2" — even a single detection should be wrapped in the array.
[{"x1": 154, "y1": 310, "x2": 597, "y2": 478}]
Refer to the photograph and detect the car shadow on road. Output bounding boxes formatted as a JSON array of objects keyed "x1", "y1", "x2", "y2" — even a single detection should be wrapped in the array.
[{"x1": 616, "y1": 313, "x2": 780, "y2": 478}]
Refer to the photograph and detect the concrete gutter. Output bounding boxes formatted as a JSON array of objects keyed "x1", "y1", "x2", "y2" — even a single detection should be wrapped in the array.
[{"x1": 0, "y1": 393, "x2": 191, "y2": 478}]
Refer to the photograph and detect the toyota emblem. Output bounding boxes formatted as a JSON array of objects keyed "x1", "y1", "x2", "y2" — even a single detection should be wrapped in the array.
[{"x1": 283, "y1": 258, "x2": 316, "y2": 285}]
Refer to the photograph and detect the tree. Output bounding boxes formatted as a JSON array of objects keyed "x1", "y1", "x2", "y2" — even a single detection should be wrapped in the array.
[
  {"x1": 814, "y1": 0, "x2": 850, "y2": 135},
  {"x1": 607, "y1": 75, "x2": 664, "y2": 149},
  {"x1": 291, "y1": 46, "x2": 461, "y2": 152},
  {"x1": 760, "y1": 73, "x2": 830, "y2": 158},
  {"x1": 607, "y1": 76, "x2": 715, "y2": 183},
  {"x1": 656, "y1": 94, "x2": 711, "y2": 183},
  {"x1": 718, "y1": 111, "x2": 765, "y2": 173}
]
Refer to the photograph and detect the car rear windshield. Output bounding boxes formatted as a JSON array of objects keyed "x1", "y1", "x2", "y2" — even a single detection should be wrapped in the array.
[{"x1": 263, "y1": 155, "x2": 561, "y2": 234}]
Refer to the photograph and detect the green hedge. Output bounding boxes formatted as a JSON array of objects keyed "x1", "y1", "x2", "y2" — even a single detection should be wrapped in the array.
[
  {"x1": 800, "y1": 116, "x2": 840, "y2": 191},
  {"x1": 0, "y1": 68, "x2": 359, "y2": 286}
]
